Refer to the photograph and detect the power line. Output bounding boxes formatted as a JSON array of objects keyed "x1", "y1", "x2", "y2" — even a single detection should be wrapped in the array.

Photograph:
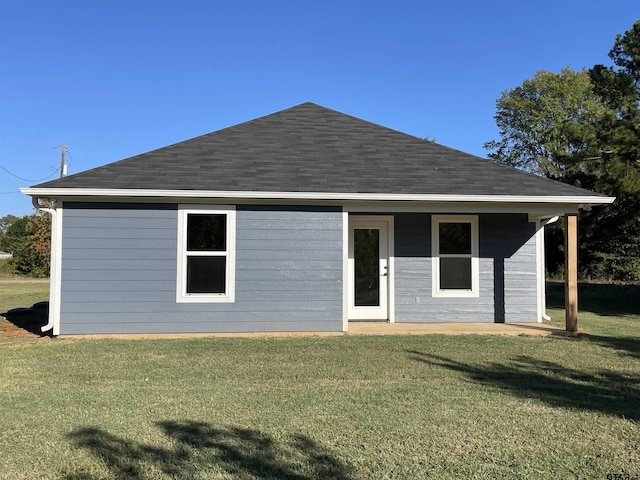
[
  {"x1": 0, "y1": 165, "x2": 58, "y2": 182},
  {"x1": 65, "y1": 148, "x2": 73, "y2": 171}
]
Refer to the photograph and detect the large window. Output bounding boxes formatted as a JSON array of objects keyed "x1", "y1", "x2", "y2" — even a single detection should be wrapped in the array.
[
  {"x1": 177, "y1": 206, "x2": 236, "y2": 303},
  {"x1": 432, "y1": 215, "x2": 479, "y2": 297}
]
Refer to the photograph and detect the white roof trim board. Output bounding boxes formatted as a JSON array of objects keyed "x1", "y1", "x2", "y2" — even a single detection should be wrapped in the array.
[{"x1": 21, "y1": 187, "x2": 614, "y2": 205}]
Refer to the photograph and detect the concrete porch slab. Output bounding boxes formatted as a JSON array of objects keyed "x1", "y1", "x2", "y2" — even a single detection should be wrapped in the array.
[{"x1": 347, "y1": 322, "x2": 568, "y2": 336}]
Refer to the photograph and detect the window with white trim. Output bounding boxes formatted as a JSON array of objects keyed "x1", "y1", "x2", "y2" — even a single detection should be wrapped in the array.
[
  {"x1": 177, "y1": 205, "x2": 236, "y2": 303},
  {"x1": 432, "y1": 215, "x2": 479, "y2": 297}
]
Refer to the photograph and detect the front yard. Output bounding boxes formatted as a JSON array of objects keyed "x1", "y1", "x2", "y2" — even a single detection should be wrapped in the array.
[{"x1": 0, "y1": 280, "x2": 638, "y2": 479}]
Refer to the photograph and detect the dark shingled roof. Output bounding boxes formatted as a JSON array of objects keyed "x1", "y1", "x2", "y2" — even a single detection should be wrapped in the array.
[{"x1": 32, "y1": 102, "x2": 606, "y2": 198}]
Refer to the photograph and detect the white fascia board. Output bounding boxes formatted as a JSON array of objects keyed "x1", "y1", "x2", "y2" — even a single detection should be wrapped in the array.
[
  {"x1": 20, "y1": 187, "x2": 616, "y2": 205},
  {"x1": 348, "y1": 204, "x2": 579, "y2": 215}
]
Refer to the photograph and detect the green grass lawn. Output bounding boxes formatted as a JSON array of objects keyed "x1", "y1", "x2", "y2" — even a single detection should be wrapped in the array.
[
  {"x1": 0, "y1": 280, "x2": 49, "y2": 312},
  {"x1": 0, "y1": 280, "x2": 639, "y2": 479},
  {"x1": 0, "y1": 262, "x2": 49, "y2": 309}
]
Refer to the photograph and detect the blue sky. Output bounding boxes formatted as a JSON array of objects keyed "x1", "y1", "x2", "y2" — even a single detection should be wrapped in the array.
[{"x1": 1, "y1": 0, "x2": 637, "y2": 216}]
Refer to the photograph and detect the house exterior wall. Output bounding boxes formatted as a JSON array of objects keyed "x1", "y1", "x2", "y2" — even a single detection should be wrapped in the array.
[
  {"x1": 59, "y1": 202, "x2": 343, "y2": 334},
  {"x1": 394, "y1": 213, "x2": 537, "y2": 323},
  {"x1": 58, "y1": 203, "x2": 538, "y2": 334}
]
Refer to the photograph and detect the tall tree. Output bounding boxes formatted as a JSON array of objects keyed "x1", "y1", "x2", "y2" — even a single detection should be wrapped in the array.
[
  {"x1": 0, "y1": 214, "x2": 19, "y2": 247},
  {"x1": 485, "y1": 21, "x2": 640, "y2": 281},
  {"x1": 0, "y1": 216, "x2": 30, "y2": 255},
  {"x1": 0, "y1": 214, "x2": 19, "y2": 234},
  {"x1": 0, "y1": 213, "x2": 51, "y2": 277},
  {"x1": 17, "y1": 213, "x2": 51, "y2": 277},
  {"x1": 582, "y1": 21, "x2": 640, "y2": 281},
  {"x1": 609, "y1": 20, "x2": 640, "y2": 88},
  {"x1": 483, "y1": 67, "x2": 606, "y2": 179}
]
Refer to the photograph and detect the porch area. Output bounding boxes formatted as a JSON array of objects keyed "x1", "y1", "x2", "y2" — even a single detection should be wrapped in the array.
[{"x1": 347, "y1": 321, "x2": 568, "y2": 337}]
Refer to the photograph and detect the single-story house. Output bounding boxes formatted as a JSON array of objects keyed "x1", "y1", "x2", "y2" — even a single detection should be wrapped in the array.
[{"x1": 22, "y1": 103, "x2": 614, "y2": 336}]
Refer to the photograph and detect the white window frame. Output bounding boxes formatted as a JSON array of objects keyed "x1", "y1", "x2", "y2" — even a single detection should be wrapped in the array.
[
  {"x1": 432, "y1": 215, "x2": 479, "y2": 298},
  {"x1": 177, "y1": 205, "x2": 236, "y2": 303}
]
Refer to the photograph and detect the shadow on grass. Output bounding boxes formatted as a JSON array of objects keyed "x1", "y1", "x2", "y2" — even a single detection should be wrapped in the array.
[
  {"x1": 579, "y1": 334, "x2": 640, "y2": 360},
  {"x1": 546, "y1": 282, "x2": 640, "y2": 359},
  {"x1": 63, "y1": 421, "x2": 355, "y2": 479},
  {"x1": 546, "y1": 282, "x2": 640, "y2": 316},
  {"x1": 0, "y1": 301, "x2": 50, "y2": 337},
  {"x1": 407, "y1": 351, "x2": 640, "y2": 421}
]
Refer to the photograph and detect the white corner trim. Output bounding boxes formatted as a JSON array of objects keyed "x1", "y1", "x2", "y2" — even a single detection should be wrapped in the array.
[
  {"x1": 51, "y1": 205, "x2": 63, "y2": 336},
  {"x1": 20, "y1": 187, "x2": 616, "y2": 205},
  {"x1": 49, "y1": 205, "x2": 64, "y2": 335},
  {"x1": 387, "y1": 218, "x2": 396, "y2": 324},
  {"x1": 342, "y1": 209, "x2": 349, "y2": 332},
  {"x1": 30, "y1": 198, "x2": 62, "y2": 335},
  {"x1": 535, "y1": 220, "x2": 544, "y2": 323}
]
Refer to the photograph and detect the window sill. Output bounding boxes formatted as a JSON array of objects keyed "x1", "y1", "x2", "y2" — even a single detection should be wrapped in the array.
[
  {"x1": 432, "y1": 290, "x2": 479, "y2": 298},
  {"x1": 176, "y1": 293, "x2": 235, "y2": 303}
]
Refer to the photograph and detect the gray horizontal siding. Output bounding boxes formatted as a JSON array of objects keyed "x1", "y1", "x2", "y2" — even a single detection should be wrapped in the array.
[
  {"x1": 65, "y1": 311, "x2": 340, "y2": 323},
  {"x1": 61, "y1": 269, "x2": 175, "y2": 282},
  {"x1": 62, "y1": 227, "x2": 177, "y2": 239},
  {"x1": 238, "y1": 239, "x2": 335, "y2": 250},
  {"x1": 59, "y1": 202, "x2": 343, "y2": 334},
  {"x1": 482, "y1": 214, "x2": 537, "y2": 322},
  {"x1": 58, "y1": 203, "x2": 540, "y2": 333},
  {"x1": 237, "y1": 229, "x2": 340, "y2": 240},
  {"x1": 393, "y1": 213, "x2": 537, "y2": 323},
  {"x1": 61, "y1": 300, "x2": 338, "y2": 313},
  {"x1": 63, "y1": 248, "x2": 176, "y2": 260},
  {"x1": 62, "y1": 289, "x2": 341, "y2": 303},
  {"x1": 63, "y1": 238, "x2": 177, "y2": 250},
  {"x1": 63, "y1": 280, "x2": 175, "y2": 292},
  {"x1": 64, "y1": 319, "x2": 339, "y2": 335}
]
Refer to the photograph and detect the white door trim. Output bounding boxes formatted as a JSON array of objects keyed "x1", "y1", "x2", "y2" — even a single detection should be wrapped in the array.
[{"x1": 348, "y1": 215, "x2": 394, "y2": 322}]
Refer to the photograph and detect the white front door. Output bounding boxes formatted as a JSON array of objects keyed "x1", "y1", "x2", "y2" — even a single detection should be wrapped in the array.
[{"x1": 348, "y1": 217, "x2": 391, "y2": 321}]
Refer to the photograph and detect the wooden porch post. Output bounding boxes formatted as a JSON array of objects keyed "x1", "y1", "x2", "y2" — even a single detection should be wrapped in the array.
[{"x1": 564, "y1": 214, "x2": 578, "y2": 332}]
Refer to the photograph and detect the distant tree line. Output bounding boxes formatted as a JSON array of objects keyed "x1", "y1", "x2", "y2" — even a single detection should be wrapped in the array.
[
  {"x1": 485, "y1": 21, "x2": 640, "y2": 282},
  {"x1": 0, "y1": 213, "x2": 51, "y2": 277}
]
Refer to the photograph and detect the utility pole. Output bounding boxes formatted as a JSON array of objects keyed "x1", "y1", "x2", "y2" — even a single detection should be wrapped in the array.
[{"x1": 59, "y1": 144, "x2": 67, "y2": 178}]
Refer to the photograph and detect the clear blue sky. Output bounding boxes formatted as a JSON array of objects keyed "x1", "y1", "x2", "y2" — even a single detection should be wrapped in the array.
[{"x1": 1, "y1": 0, "x2": 637, "y2": 216}]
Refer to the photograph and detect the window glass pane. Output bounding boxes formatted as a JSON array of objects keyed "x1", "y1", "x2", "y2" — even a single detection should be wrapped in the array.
[
  {"x1": 187, "y1": 256, "x2": 226, "y2": 293},
  {"x1": 439, "y1": 222, "x2": 471, "y2": 254},
  {"x1": 187, "y1": 214, "x2": 226, "y2": 251},
  {"x1": 440, "y1": 257, "x2": 472, "y2": 290},
  {"x1": 354, "y1": 228, "x2": 380, "y2": 306}
]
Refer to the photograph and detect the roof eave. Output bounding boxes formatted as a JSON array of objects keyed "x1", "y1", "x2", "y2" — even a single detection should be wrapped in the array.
[{"x1": 21, "y1": 187, "x2": 616, "y2": 206}]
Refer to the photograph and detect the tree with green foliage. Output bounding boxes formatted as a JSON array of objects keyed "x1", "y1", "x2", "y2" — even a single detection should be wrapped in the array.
[
  {"x1": 484, "y1": 67, "x2": 607, "y2": 179},
  {"x1": 0, "y1": 214, "x2": 19, "y2": 235},
  {"x1": 0, "y1": 212, "x2": 51, "y2": 277},
  {"x1": 485, "y1": 21, "x2": 640, "y2": 282},
  {"x1": 0, "y1": 216, "x2": 30, "y2": 256},
  {"x1": 581, "y1": 21, "x2": 640, "y2": 281}
]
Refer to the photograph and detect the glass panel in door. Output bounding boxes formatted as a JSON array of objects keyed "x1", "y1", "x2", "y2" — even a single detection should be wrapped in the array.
[{"x1": 354, "y1": 228, "x2": 380, "y2": 306}]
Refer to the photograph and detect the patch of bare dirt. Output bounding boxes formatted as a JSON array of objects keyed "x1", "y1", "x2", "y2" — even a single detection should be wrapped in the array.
[{"x1": 0, "y1": 316, "x2": 39, "y2": 337}]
